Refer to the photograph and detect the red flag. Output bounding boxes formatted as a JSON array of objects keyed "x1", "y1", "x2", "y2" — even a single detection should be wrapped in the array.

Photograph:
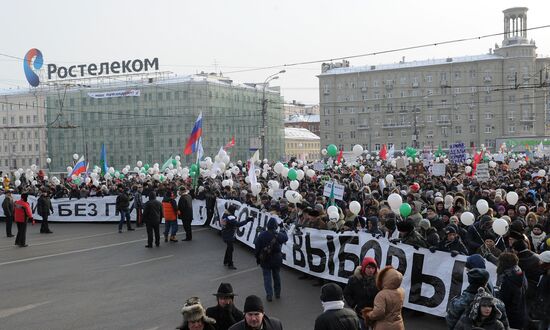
[
  {"x1": 336, "y1": 150, "x2": 343, "y2": 164},
  {"x1": 379, "y1": 144, "x2": 387, "y2": 160},
  {"x1": 223, "y1": 136, "x2": 235, "y2": 150},
  {"x1": 471, "y1": 147, "x2": 483, "y2": 176}
]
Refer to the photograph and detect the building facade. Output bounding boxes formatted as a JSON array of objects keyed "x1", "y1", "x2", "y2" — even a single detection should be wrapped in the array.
[
  {"x1": 283, "y1": 101, "x2": 319, "y2": 119},
  {"x1": 318, "y1": 7, "x2": 550, "y2": 153},
  {"x1": 284, "y1": 127, "x2": 320, "y2": 161},
  {"x1": 44, "y1": 73, "x2": 284, "y2": 172},
  {"x1": 0, "y1": 91, "x2": 48, "y2": 172}
]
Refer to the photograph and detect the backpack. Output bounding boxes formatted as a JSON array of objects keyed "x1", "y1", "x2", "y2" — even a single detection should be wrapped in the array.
[{"x1": 259, "y1": 237, "x2": 277, "y2": 263}]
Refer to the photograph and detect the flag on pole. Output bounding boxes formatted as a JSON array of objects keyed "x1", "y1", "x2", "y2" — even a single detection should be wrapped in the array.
[
  {"x1": 379, "y1": 144, "x2": 387, "y2": 160},
  {"x1": 161, "y1": 155, "x2": 175, "y2": 172},
  {"x1": 100, "y1": 144, "x2": 108, "y2": 176},
  {"x1": 224, "y1": 136, "x2": 236, "y2": 150},
  {"x1": 249, "y1": 159, "x2": 257, "y2": 190},
  {"x1": 250, "y1": 150, "x2": 260, "y2": 167},
  {"x1": 70, "y1": 156, "x2": 88, "y2": 177},
  {"x1": 336, "y1": 149, "x2": 344, "y2": 164},
  {"x1": 388, "y1": 144, "x2": 395, "y2": 160},
  {"x1": 184, "y1": 112, "x2": 203, "y2": 155}
]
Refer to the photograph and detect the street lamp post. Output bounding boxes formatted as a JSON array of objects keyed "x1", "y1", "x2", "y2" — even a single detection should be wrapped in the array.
[{"x1": 261, "y1": 70, "x2": 285, "y2": 161}]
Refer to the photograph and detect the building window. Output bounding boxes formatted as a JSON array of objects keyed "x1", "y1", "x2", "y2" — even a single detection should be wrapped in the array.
[
  {"x1": 509, "y1": 125, "x2": 515, "y2": 133},
  {"x1": 375, "y1": 144, "x2": 381, "y2": 151},
  {"x1": 350, "y1": 131, "x2": 356, "y2": 139},
  {"x1": 426, "y1": 115, "x2": 433, "y2": 122},
  {"x1": 442, "y1": 140, "x2": 448, "y2": 148},
  {"x1": 485, "y1": 125, "x2": 492, "y2": 134},
  {"x1": 388, "y1": 131, "x2": 393, "y2": 137},
  {"x1": 484, "y1": 112, "x2": 493, "y2": 120},
  {"x1": 426, "y1": 75, "x2": 432, "y2": 83},
  {"x1": 455, "y1": 126, "x2": 462, "y2": 134},
  {"x1": 427, "y1": 100, "x2": 433, "y2": 109},
  {"x1": 470, "y1": 125, "x2": 476, "y2": 133}
]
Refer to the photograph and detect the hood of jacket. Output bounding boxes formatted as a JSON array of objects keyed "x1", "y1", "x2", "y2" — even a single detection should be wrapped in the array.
[{"x1": 376, "y1": 266, "x2": 403, "y2": 290}]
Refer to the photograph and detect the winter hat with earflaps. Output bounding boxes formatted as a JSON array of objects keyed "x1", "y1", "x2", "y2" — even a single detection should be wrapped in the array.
[{"x1": 181, "y1": 297, "x2": 216, "y2": 324}]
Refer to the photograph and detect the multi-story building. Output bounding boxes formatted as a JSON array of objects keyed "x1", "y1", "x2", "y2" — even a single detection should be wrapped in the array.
[
  {"x1": 284, "y1": 127, "x2": 320, "y2": 161},
  {"x1": 319, "y1": 7, "x2": 550, "y2": 153},
  {"x1": 283, "y1": 101, "x2": 319, "y2": 119},
  {"x1": 44, "y1": 73, "x2": 284, "y2": 172},
  {"x1": 0, "y1": 91, "x2": 48, "y2": 172}
]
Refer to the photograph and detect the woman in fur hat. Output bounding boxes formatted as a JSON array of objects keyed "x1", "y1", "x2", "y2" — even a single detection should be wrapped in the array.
[
  {"x1": 177, "y1": 297, "x2": 216, "y2": 330},
  {"x1": 454, "y1": 288, "x2": 506, "y2": 330}
]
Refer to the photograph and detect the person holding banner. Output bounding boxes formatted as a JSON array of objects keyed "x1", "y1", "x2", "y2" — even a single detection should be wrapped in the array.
[
  {"x1": 221, "y1": 205, "x2": 253, "y2": 270},
  {"x1": 143, "y1": 192, "x2": 163, "y2": 248},
  {"x1": 254, "y1": 219, "x2": 288, "y2": 302},
  {"x1": 178, "y1": 186, "x2": 194, "y2": 241}
]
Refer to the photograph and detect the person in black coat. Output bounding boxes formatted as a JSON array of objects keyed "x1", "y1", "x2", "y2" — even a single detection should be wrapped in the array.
[
  {"x1": 115, "y1": 186, "x2": 134, "y2": 233},
  {"x1": 438, "y1": 226, "x2": 469, "y2": 256},
  {"x1": 206, "y1": 283, "x2": 244, "y2": 330},
  {"x1": 221, "y1": 205, "x2": 252, "y2": 269},
  {"x1": 254, "y1": 218, "x2": 288, "y2": 302},
  {"x1": 495, "y1": 252, "x2": 528, "y2": 330},
  {"x1": 177, "y1": 186, "x2": 194, "y2": 241},
  {"x1": 344, "y1": 256, "x2": 379, "y2": 318},
  {"x1": 314, "y1": 283, "x2": 360, "y2": 330},
  {"x1": 142, "y1": 192, "x2": 163, "y2": 248},
  {"x1": 37, "y1": 189, "x2": 54, "y2": 234},
  {"x1": 228, "y1": 295, "x2": 282, "y2": 330},
  {"x1": 2, "y1": 190, "x2": 15, "y2": 237}
]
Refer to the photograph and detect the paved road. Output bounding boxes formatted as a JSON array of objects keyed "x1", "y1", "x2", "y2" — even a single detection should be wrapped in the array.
[{"x1": 0, "y1": 222, "x2": 446, "y2": 329}]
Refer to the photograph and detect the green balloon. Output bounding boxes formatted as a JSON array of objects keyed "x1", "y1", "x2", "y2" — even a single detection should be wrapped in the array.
[
  {"x1": 144, "y1": 164, "x2": 150, "y2": 170},
  {"x1": 189, "y1": 171, "x2": 196, "y2": 177},
  {"x1": 159, "y1": 175, "x2": 165, "y2": 182},
  {"x1": 172, "y1": 159, "x2": 178, "y2": 166},
  {"x1": 190, "y1": 164, "x2": 198, "y2": 172},
  {"x1": 287, "y1": 168, "x2": 297, "y2": 180},
  {"x1": 400, "y1": 203, "x2": 412, "y2": 217},
  {"x1": 118, "y1": 173, "x2": 125, "y2": 179},
  {"x1": 73, "y1": 178, "x2": 81, "y2": 185},
  {"x1": 327, "y1": 144, "x2": 338, "y2": 157}
]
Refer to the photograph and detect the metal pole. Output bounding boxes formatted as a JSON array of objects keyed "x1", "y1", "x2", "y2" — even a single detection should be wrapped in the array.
[{"x1": 261, "y1": 86, "x2": 267, "y2": 160}]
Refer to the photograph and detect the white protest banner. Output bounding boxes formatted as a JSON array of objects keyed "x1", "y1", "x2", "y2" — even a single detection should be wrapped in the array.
[
  {"x1": 476, "y1": 163, "x2": 490, "y2": 181},
  {"x1": 449, "y1": 142, "x2": 466, "y2": 164},
  {"x1": 313, "y1": 162, "x2": 325, "y2": 172},
  {"x1": 272, "y1": 189, "x2": 284, "y2": 200},
  {"x1": 494, "y1": 154, "x2": 505, "y2": 162},
  {"x1": 323, "y1": 182, "x2": 345, "y2": 200},
  {"x1": 0, "y1": 195, "x2": 208, "y2": 226},
  {"x1": 396, "y1": 158, "x2": 407, "y2": 169},
  {"x1": 432, "y1": 163, "x2": 446, "y2": 176},
  {"x1": 210, "y1": 198, "x2": 497, "y2": 317},
  {"x1": 87, "y1": 89, "x2": 140, "y2": 99}
]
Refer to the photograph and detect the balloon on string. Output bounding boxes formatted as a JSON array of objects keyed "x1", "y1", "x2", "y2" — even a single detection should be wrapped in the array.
[
  {"x1": 274, "y1": 162, "x2": 284, "y2": 174},
  {"x1": 289, "y1": 180, "x2": 299, "y2": 190},
  {"x1": 352, "y1": 144, "x2": 363, "y2": 157},
  {"x1": 538, "y1": 169, "x2": 546, "y2": 177},
  {"x1": 287, "y1": 168, "x2": 297, "y2": 180},
  {"x1": 46, "y1": 157, "x2": 52, "y2": 164},
  {"x1": 476, "y1": 199, "x2": 489, "y2": 215},
  {"x1": 460, "y1": 212, "x2": 475, "y2": 226},
  {"x1": 296, "y1": 169, "x2": 305, "y2": 181},
  {"x1": 306, "y1": 169, "x2": 316, "y2": 178},
  {"x1": 327, "y1": 144, "x2": 338, "y2": 157},
  {"x1": 327, "y1": 205, "x2": 338, "y2": 217},
  {"x1": 15, "y1": 179, "x2": 21, "y2": 187},
  {"x1": 349, "y1": 201, "x2": 361, "y2": 215},
  {"x1": 410, "y1": 182, "x2": 420, "y2": 192},
  {"x1": 261, "y1": 172, "x2": 268, "y2": 179},
  {"x1": 73, "y1": 153, "x2": 79, "y2": 160},
  {"x1": 268, "y1": 188, "x2": 274, "y2": 197},
  {"x1": 465, "y1": 166, "x2": 472, "y2": 174},
  {"x1": 359, "y1": 165, "x2": 365, "y2": 172},
  {"x1": 281, "y1": 167, "x2": 289, "y2": 178},
  {"x1": 492, "y1": 218, "x2": 509, "y2": 236},
  {"x1": 385, "y1": 174, "x2": 394, "y2": 184},
  {"x1": 387, "y1": 193, "x2": 403, "y2": 211},
  {"x1": 399, "y1": 203, "x2": 412, "y2": 217},
  {"x1": 363, "y1": 174, "x2": 372, "y2": 184},
  {"x1": 329, "y1": 212, "x2": 339, "y2": 223},
  {"x1": 321, "y1": 149, "x2": 327, "y2": 156},
  {"x1": 506, "y1": 191, "x2": 519, "y2": 205}
]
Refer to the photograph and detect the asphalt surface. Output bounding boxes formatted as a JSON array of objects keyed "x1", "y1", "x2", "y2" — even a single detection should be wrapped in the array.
[{"x1": 0, "y1": 222, "x2": 446, "y2": 329}]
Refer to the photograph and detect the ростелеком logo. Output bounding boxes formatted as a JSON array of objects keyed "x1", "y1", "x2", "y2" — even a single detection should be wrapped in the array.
[{"x1": 23, "y1": 48, "x2": 43, "y2": 87}]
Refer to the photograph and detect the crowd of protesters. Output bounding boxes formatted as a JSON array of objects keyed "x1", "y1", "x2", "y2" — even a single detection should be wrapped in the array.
[{"x1": 3, "y1": 152, "x2": 550, "y2": 329}]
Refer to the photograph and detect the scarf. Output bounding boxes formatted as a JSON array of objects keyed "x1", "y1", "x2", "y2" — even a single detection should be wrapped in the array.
[
  {"x1": 322, "y1": 300, "x2": 345, "y2": 312},
  {"x1": 531, "y1": 231, "x2": 546, "y2": 251}
]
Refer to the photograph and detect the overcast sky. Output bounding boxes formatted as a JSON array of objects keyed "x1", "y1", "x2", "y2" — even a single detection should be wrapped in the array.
[{"x1": 1, "y1": 0, "x2": 549, "y2": 104}]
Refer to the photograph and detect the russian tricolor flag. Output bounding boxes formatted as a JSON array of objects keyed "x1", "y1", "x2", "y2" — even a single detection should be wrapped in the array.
[
  {"x1": 70, "y1": 156, "x2": 88, "y2": 177},
  {"x1": 184, "y1": 112, "x2": 203, "y2": 155}
]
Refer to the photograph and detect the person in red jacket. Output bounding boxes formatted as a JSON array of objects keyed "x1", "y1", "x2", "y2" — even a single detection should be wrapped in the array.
[{"x1": 14, "y1": 193, "x2": 33, "y2": 247}]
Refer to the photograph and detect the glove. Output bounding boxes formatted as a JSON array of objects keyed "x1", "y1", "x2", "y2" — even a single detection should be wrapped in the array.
[
  {"x1": 390, "y1": 238, "x2": 400, "y2": 244},
  {"x1": 413, "y1": 245, "x2": 420, "y2": 250},
  {"x1": 429, "y1": 246, "x2": 437, "y2": 253},
  {"x1": 450, "y1": 250, "x2": 459, "y2": 257}
]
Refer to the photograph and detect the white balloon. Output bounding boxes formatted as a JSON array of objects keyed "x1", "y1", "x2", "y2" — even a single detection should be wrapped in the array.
[
  {"x1": 363, "y1": 174, "x2": 372, "y2": 184},
  {"x1": 387, "y1": 193, "x2": 403, "y2": 211},
  {"x1": 268, "y1": 188, "x2": 274, "y2": 197},
  {"x1": 352, "y1": 144, "x2": 364, "y2": 157},
  {"x1": 46, "y1": 157, "x2": 52, "y2": 164},
  {"x1": 73, "y1": 153, "x2": 79, "y2": 160},
  {"x1": 321, "y1": 149, "x2": 327, "y2": 156},
  {"x1": 43, "y1": 176, "x2": 48, "y2": 181},
  {"x1": 443, "y1": 159, "x2": 450, "y2": 165},
  {"x1": 349, "y1": 201, "x2": 361, "y2": 215},
  {"x1": 296, "y1": 170, "x2": 305, "y2": 181},
  {"x1": 122, "y1": 168, "x2": 129, "y2": 174},
  {"x1": 261, "y1": 172, "x2": 268, "y2": 179},
  {"x1": 167, "y1": 172, "x2": 174, "y2": 180},
  {"x1": 15, "y1": 179, "x2": 21, "y2": 187},
  {"x1": 444, "y1": 195, "x2": 454, "y2": 206},
  {"x1": 506, "y1": 191, "x2": 519, "y2": 205},
  {"x1": 281, "y1": 167, "x2": 289, "y2": 177},
  {"x1": 465, "y1": 166, "x2": 472, "y2": 174},
  {"x1": 274, "y1": 162, "x2": 284, "y2": 174},
  {"x1": 67, "y1": 166, "x2": 73, "y2": 173},
  {"x1": 466, "y1": 159, "x2": 472, "y2": 165},
  {"x1": 85, "y1": 177, "x2": 91, "y2": 184},
  {"x1": 539, "y1": 169, "x2": 546, "y2": 177},
  {"x1": 289, "y1": 180, "x2": 299, "y2": 190},
  {"x1": 327, "y1": 205, "x2": 338, "y2": 216},
  {"x1": 329, "y1": 212, "x2": 339, "y2": 223},
  {"x1": 153, "y1": 174, "x2": 160, "y2": 181},
  {"x1": 108, "y1": 167, "x2": 115, "y2": 174},
  {"x1": 31, "y1": 180, "x2": 37, "y2": 186},
  {"x1": 460, "y1": 212, "x2": 475, "y2": 226},
  {"x1": 476, "y1": 199, "x2": 489, "y2": 215},
  {"x1": 492, "y1": 218, "x2": 509, "y2": 236},
  {"x1": 359, "y1": 165, "x2": 365, "y2": 172},
  {"x1": 175, "y1": 155, "x2": 181, "y2": 161},
  {"x1": 306, "y1": 169, "x2": 316, "y2": 178},
  {"x1": 385, "y1": 174, "x2": 394, "y2": 184},
  {"x1": 376, "y1": 161, "x2": 382, "y2": 167}
]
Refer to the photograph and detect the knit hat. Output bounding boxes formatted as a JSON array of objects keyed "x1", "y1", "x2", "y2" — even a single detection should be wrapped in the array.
[
  {"x1": 361, "y1": 257, "x2": 378, "y2": 275},
  {"x1": 243, "y1": 295, "x2": 264, "y2": 313},
  {"x1": 320, "y1": 283, "x2": 344, "y2": 302},
  {"x1": 467, "y1": 268, "x2": 490, "y2": 287},
  {"x1": 396, "y1": 220, "x2": 414, "y2": 233},
  {"x1": 419, "y1": 219, "x2": 431, "y2": 230},
  {"x1": 181, "y1": 297, "x2": 216, "y2": 324},
  {"x1": 539, "y1": 251, "x2": 550, "y2": 264},
  {"x1": 468, "y1": 287, "x2": 502, "y2": 321},
  {"x1": 444, "y1": 226, "x2": 457, "y2": 235},
  {"x1": 465, "y1": 254, "x2": 486, "y2": 270}
]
